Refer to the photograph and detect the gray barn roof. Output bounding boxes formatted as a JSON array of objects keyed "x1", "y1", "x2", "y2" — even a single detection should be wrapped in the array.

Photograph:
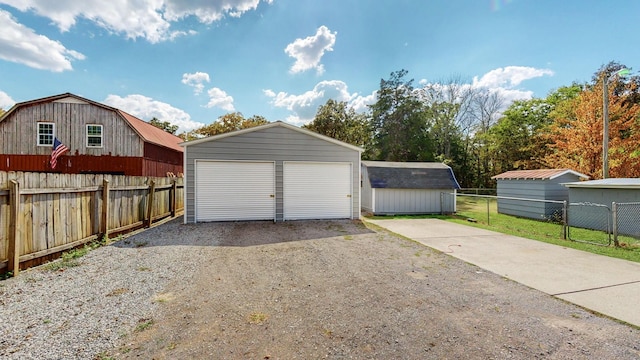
[{"x1": 362, "y1": 161, "x2": 461, "y2": 189}]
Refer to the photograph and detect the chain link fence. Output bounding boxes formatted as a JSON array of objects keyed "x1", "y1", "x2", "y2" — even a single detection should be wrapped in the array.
[
  {"x1": 442, "y1": 193, "x2": 566, "y2": 237},
  {"x1": 440, "y1": 193, "x2": 638, "y2": 248},
  {"x1": 567, "y1": 202, "x2": 611, "y2": 246},
  {"x1": 612, "y1": 202, "x2": 640, "y2": 247}
]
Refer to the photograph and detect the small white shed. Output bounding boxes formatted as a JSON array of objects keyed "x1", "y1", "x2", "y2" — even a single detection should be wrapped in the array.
[
  {"x1": 492, "y1": 169, "x2": 588, "y2": 220},
  {"x1": 361, "y1": 161, "x2": 460, "y2": 215},
  {"x1": 181, "y1": 121, "x2": 362, "y2": 223}
]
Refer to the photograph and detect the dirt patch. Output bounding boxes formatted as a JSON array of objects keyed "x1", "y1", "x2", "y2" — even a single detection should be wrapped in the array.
[{"x1": 112, "y1": 220, "x2": 639, "y2": 359}]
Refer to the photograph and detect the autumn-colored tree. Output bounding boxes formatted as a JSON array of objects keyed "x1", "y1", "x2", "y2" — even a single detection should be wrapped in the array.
[
  {"x1": 195, "y1": 112, "x2": 269, "y2": 137},
  {"x1": 487, "y1": 84, "x2": 583, "y2": 174},
  {"x1": 544, "y1": 63, "x2": 640, "y2": 178}
]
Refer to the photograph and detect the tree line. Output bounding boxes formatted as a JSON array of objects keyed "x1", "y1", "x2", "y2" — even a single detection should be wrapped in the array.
[{"x1": 156, "y1": 61, "x2": 640, "y2": 188}]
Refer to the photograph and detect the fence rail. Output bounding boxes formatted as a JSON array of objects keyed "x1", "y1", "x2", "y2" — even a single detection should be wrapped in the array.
[{"x1": 0, "y1": 171, "x2": 184, "y2": 276}]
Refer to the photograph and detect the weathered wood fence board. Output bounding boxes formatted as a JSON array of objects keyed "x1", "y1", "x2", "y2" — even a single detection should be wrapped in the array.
[{"x1": 0, "y1": 171, "x2": 184, "y2": 274}]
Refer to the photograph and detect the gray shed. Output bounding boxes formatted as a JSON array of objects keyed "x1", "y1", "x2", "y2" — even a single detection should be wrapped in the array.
[
  {"x1": 563, "y1": 178, "x2": 640, "y2": 235},
  {"x1": 492, "y1": 169, "x2": 588, "y2": 221},
  {"x1": 181, "y1": 121, "x2": 362, "y2": 223},
  {"x1": 361, "y1": 161, "x2": 460, "y2": 215}
]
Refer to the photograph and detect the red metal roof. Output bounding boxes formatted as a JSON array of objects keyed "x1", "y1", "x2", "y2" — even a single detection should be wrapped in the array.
[
  {"x1": 117, "y1": 110, "x2": 183, "y2": 152},
  {"x1": 491, "y1": 169, "x2": 589, "y2": 180}
]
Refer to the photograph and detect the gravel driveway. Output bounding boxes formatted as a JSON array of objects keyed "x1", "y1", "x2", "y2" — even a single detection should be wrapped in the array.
[{"x1": 1, "y1": 218, "x2": 639, "y2": 359}]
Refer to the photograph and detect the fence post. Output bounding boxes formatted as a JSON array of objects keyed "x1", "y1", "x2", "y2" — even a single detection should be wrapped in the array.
[
  {"x1": 171, "y1": 180, "x2": 177, "y2": 217},
  {"x1": 146, "y1": 180, "x2": 156, "y2": 228},
  {"x1": 486, "y1": 197, "x2": 490, "y2": 225},
  {"x1": 562, "y1": 200, "x2": 568, "y2": 240},
  {"x1": 612, "y1": 202, "x2": 619, "y2": 247},
  {"x1": 101, "y1": 179, "x2": 110, "y2": 239},
  {"x1": 8, "y1": 180, "x2": 20, "y2": 277}
]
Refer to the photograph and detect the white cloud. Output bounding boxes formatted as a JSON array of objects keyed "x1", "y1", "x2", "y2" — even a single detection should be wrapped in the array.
[
  {"x1": 285, "y1": 25, "x2": 336, "y2": 75},
  {"x1": 0, "y1": 90, "x2": 15, "y2": 110},
  {"x1": 421, "y1": 66, "x2": 554, "y2": 108},
  {"x1": 0, "y1": 9, "x2": 84, "y2": 72},
  {"x1": 262, "y1": 89, "x2": 276, "y2": 98},
  {"x1": 163, "y1": 0, "x2": 273, "y2": 23},
  {"x1": 205, "y1": 87, "x2": 235, "y2": 112},
  {"x1": 182, "y1": 72, "x2": 210, "y2": 95},
  {"x1": 471, "y1": 66, "x2": 553, "y2": 105},
  {"x1": 1, "y1": 0, "x2": 173, "y2": 43},
  {"x1": 472, "y1": 66, "x2": 554, "y2": 89},
  {"x1": 265, "y1": 80, "x2": 376, "y2": 124},
  {"x1": 0, "y1": 0, "x2": 272, "y2": 43},
  {"x1": 350, "y1": 91, "x2": 377, "y2": 113},
  {"x1": 104, "y1": 94, "x2": 204, "y2": 133}
]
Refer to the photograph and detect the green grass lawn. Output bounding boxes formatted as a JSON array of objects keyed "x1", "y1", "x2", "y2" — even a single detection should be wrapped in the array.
[{"x1": 368, "y1": 196, "x2": 640, "y2": 263}]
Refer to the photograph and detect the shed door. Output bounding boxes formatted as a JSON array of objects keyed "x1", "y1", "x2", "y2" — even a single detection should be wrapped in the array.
[
  {"x1": 196, "y1": 161, "x2": 275, "y2": 222},
  {"x1": 284, "y1": 162, "x2": 352, "y2": 220}
]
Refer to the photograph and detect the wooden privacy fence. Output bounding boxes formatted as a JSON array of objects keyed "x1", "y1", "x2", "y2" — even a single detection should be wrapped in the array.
[{"x1": 0, "y1": 171, "x2": 184, "y2": 276}]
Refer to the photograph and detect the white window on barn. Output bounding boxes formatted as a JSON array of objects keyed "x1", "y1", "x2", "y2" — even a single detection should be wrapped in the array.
[
  {"x1": 37, "y1": 122, "x2": 55, "y2": 146},
  {"x1": 86, "y1": 124, "x2": 103, "y2": 148}
]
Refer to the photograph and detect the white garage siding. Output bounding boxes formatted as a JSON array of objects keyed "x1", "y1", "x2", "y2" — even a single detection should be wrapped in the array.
[
  {"x1": 284, "y1": 162, "x2": 352, "y2": 220},
  {"x1": 195, "y1": 161, "x2": 275, "y2": 222}
]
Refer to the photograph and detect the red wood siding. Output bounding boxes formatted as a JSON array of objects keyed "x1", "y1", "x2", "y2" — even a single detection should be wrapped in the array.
[
  {"x1": 0, "y1": 154, "x2": 143, "y2": 175},
  {"x1": 0, "y1": 154, "x2": 183, "y2": 177},
  {"x1": 143, "y1": 142, "x2": 183, "y2": 176},
  {"x1": 143, "y1": 159, "x2": 183, "y2": 177},
  {"x1": 143, "y1": 142, "x2": 182, "y2": 165}
]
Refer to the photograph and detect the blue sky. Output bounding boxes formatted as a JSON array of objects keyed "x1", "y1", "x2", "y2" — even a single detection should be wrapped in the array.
[{"x1": 1, "y1": 0, "x2": 639, "y2": 133}]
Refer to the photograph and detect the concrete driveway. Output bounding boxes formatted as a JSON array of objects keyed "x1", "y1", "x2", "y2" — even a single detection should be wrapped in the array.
[{"x1": 366, "y1": 218, "x2": 640, "y2": 327}]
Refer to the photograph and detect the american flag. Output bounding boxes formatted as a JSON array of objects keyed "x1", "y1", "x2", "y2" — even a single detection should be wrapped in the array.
[{"x1": 50, "y1": 137, "x2": 69, "y2": 169}]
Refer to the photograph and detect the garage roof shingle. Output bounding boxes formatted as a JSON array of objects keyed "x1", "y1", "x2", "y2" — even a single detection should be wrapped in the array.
[{"x1": 362, "y1": 161, "x2": 461, "y2": 189}]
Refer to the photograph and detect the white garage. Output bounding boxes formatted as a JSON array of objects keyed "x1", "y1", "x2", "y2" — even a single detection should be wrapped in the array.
[
  {"x1": 283, "y1": 162, "x2": 352, "y2": 220},
  {"x1": 195, "y1": 161, "x2": 275, "y2": 222},
  {"x1": 181, "y1": 122, "x2": 362, "y2": 223}
]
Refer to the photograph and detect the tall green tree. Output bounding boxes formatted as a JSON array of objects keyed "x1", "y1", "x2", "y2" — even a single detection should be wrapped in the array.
[
  {"x1": 369, "y1": 69, "x2": 434, "y2": 161},
  {"x1": 149, "y1": 117, "x2": 179, "y2": 134},
  {"x1": 303, "y1": 99, "x2": 371, "y2": 151},
  {"x1": 487, "y1": 98, "x2": 553, "y2": 173}
]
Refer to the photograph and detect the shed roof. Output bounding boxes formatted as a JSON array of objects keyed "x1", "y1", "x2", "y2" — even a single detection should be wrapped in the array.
[
  {"x1": 563, "y1": 178, "x2": 640, "y2": 189},
  {"x1": 0, "y1": 92, "x2": 183, "y2": 152},
  {"x1": 492, "y1": 169, "x2": 589, "y2": 180},
  {"x1": 362, "y1": 161, "x2": 461, "y2": 189},
  {"x1": 180, "y1": 121, "x2": 363, "y2": 152}
]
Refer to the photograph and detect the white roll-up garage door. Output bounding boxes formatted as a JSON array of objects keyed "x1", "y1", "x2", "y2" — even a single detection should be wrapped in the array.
[
  {"x1": 195, "y1": 161, "x2": 275, "y2": 222},
  {"x1": 284, "y1": 162, "x2": 352, "y2": 220}
]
